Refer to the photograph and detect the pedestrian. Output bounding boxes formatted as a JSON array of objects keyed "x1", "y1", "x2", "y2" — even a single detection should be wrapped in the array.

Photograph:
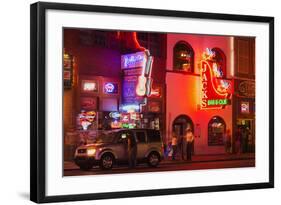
[
  {"x1": 223, "y1": 129, "x2": 231, "y2": 154},
  {"x1": 163, "y1": 143, "x2": 168, "y2": 158},
  {"x1": 235, "y1": 128, "x2": 241, "y2": 154},
  {"x1": 180, "y1": 134, "x2": 185, "y2": 160},
  {"x1": 127, "y1": 133, "x2": 137, "y2": 168},
  {"x1": 171, "y1": 132, "x2": 178, "y2": 160},
  {"x1": 241, "y1": 127, "x2": 248, "y2": 153},
  {"x1": 185, "y1": 128, "x2": 194, "y2": 161},
  {"x1": 248, "y1": 130, "x2": 253, "y2": 153}
]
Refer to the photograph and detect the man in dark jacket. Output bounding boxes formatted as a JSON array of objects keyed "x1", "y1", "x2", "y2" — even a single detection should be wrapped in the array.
[{"x1": 127, "y1": 133, "x2": 137, "y2": 168}]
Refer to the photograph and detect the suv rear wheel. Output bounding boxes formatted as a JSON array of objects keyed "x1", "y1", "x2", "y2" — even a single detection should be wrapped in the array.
[
  {"x1": 100, "y1": 153, "x2": 114, "y2": 170},
  {"x1": 147, "y1": 152, "x2": 160, "y2": 167}
]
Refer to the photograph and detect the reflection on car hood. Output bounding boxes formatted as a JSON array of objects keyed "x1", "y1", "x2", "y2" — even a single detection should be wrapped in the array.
[{"x1": 78, "y1": 142, "x2": 113, "y2": 149}]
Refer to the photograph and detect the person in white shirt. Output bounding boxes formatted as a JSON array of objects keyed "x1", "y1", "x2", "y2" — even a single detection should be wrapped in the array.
[
  {"x1": 185, "y1": 129, "x2": 194, "y2": 161},
  {"x1": 171, "y1": 132, "x2": 178, "y2": 160}
]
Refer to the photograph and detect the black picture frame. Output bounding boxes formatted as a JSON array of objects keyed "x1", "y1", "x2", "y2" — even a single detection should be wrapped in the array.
[{"x1": 30, "y1": 2, "x2": 274, "y2": 203}]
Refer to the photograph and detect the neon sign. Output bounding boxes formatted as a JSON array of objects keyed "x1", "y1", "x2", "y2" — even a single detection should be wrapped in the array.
[
  {"x1": 135, "y1": 51, "x2": 153, "y2": 97},
  {"x1": 111, "y1": 120, "x2": 122, "y2": 129},
  {"x1": 200, "y1": 60, "x2": 232, "y2": 109},
  {"x1": 121, "y1": 52, "x2": 146, "y2": 69},
  {"x1": 78, "y1": 110, "x2": 96, "y2": 130},
  {"x1": 109, "y1": 112, "x2": 121, "y2": 119},
  {"x1": 104, "y1": 82, "x2": 118, "y2": 94},
  {"x1": 240, "y1": 101, "x2": 250, "y2": 113},
  {"x1": 122, "y1": 50, "x2": 154, "y2": 104},
  {"x1": 82, "y1": 80, "x2": 98, "y2": 92},
  {"x1": 149, "y1": 84, "x2": 162, "y2": 98},
  {"x1": 121, "y1": 104, "x2": 140, "y2": 112},
  {"x1": 84, "y1": 83, "x2": 96, "y2": 91},
  {"x1": 63, "y1": 51, "x2": 73, "y2": 88}
]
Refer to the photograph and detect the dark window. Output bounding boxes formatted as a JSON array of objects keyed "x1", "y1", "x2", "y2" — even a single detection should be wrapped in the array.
[
  {"x1": 234, "y1": 37, "x2": 255, "y2": 79},
  {"x1": 93, "y1": 31, "x2": 106, "y2": 47},
  {"x1": 136, "y1": 131, "x2": 146, "y2": 143},
  {"x1": 136, "y1": 32, "x2": 165, "y2": 58},
  {"x1": 147, "y1": 130, "x2": 161, "y2": 142},
  {"x1": 173, "y1": 41, "x2": 194, "y2": 72},
  {"x1": 208, "y1": 116, "x2": 226, "y2": 146}
]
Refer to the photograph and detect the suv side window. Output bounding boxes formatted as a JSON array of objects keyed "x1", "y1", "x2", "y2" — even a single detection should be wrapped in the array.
[
  {"x1": 117, "y1": 131, "x2": 134, "y2": 143},
  {"x1": 136, "y1": 131, "x2": 146, "y2": 143},
  {"x1": 147, "y1": 130, "x2": 161, "y2": 142}
]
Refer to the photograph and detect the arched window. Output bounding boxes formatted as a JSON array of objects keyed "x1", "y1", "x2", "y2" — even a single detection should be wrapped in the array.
[
  {"x1": 173, "y1": 41, "x2": 194, "y2": 72},
  {"x1": 208, "y1": 116, "x2": 226, "y2": 146},
  {"x1": 211, "y1": 48, "x2": 226, "y2": 78}
]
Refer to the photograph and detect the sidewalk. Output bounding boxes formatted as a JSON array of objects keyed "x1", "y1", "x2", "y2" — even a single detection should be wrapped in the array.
[
  {"x1": 164, "y1": 153, "x2": 255, "y2": 164},
  {"x1": 64, "y1": 153, "x2": 255, "y2": 170}
]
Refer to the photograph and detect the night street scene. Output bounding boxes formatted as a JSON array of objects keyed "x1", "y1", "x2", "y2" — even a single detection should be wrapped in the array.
[{"x1": 63, "y1": 29, "x2": 255, "y2": 176}]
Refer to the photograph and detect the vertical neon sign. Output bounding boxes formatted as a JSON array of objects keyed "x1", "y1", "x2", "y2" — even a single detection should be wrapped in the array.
[
  {"x1": 136, "y1": 50, "x2": 154, "y2": 97},
  {"x1": 121, "y1": 50, "x2": 154, "y2": 105},
  {"x1": 200, "y1": 60, "x2": 232, "y2": 109}
]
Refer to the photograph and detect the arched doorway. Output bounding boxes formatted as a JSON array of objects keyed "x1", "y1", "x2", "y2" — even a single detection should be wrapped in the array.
[
  {"x1": 172, "y1": 115, "x2": 194, "y2": 157},
  {"x1": 172, "y1": 115, "x2": 194, "y2": 137}
]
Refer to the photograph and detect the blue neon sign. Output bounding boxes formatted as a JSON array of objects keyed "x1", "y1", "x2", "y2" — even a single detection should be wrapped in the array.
[{"x1": 104, "y1": 82, "x2": 118, "y2": 94}]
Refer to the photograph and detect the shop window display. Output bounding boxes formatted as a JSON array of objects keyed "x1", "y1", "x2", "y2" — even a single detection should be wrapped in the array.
[{"x1": 208, "y1": 116, "x2": 226, "y2": 146}]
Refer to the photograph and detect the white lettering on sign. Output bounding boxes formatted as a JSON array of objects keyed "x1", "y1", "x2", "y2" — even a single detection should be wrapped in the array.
[{"x1": 121, "y1": 52, "x2": 146, "y2": 69}]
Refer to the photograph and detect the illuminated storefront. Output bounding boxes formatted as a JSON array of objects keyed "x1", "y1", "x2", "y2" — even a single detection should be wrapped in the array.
[
  {"x1": 63, "y1": 29, "x2": 167, "y2": 159},
  {"x1": 233, "y1": 79, "x2": 255, "y2": 153},
  {"x1": 166, "y1": 34, "x2": 234, "y2": 155},
  {"x1": 63, "y1": 28, "x2": 255, "y2": 158}
]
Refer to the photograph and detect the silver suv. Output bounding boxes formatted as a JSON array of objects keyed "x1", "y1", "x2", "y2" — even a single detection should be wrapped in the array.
[{"x1": 74, "y1": 129, "x2": 164, "y2": 170}]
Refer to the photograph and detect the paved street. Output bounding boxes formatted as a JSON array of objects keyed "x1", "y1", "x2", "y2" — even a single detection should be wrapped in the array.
[{"x1": 64, "y1": 153, "x2": 255, "y2": 176}]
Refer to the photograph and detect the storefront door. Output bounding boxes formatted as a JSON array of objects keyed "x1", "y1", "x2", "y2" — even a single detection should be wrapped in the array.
[
  {"x1": 173, "y1": 123, "x2": 184, "y2": 137},
  {"x1": 237, "y1": 119, "x2": 255, "y2": 153},
  {"x1": 172, "y1": 115, "x2": 194, "y2": 135},
  {"x1": 172, "y1": 115, "x2": 194, "y2": 155}
]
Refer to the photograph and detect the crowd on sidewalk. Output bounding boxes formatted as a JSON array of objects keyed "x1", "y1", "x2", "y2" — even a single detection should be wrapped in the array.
[{"x1": 165, "y1": 126, "x2": 254, "y2": 162}]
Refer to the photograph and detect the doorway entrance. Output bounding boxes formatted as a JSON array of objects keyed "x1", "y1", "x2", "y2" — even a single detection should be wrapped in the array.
[
  {"x1": 237, "y1": 118, "x2": 255, "y2": 153},
  {"x1": 172, "y1": 115, "x2": 194, "y2": 136},
  {"x1": 172, "y1": 115, "x2": 194, "y2": 156}
]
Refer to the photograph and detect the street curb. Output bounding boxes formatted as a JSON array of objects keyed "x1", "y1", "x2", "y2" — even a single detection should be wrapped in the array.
[
  {"x1": 64, "y1": 156, "x2": 255, "y2": 171},
  {"x1": 161, "y1": 157, "x2": 255, "y2": 165}
]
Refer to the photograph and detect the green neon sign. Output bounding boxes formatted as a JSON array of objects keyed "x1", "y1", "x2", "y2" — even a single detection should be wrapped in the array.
[{"x1": 207, "y1": 99, "x2": 228, "y2": 106}]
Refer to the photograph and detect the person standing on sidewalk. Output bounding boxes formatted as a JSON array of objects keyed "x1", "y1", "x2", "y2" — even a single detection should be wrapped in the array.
[
  {"x1": 223, "y1": 129, "x2": 231, "y2": 154},
  {"x1": 171, "y1": 132, "x2": 178, "y2": 160},
  {"x1": 181, "y1": 134, "x2": 187, "y2": 160},
  {"x1": 235, "y1": 127, "x2": 242, "y2": 154},
  {"x1": 241, "y1": 127, "x2": 248, "y2": 153},
  {"x1": 127, "y1": 133, "x2": 137, "y2": 168},
  {"x1": 248, "y1": 130, "x2": 253, "y2": 153},
  {"x1": 185, "y1": 128, "x2": 194, "y2": 161}
]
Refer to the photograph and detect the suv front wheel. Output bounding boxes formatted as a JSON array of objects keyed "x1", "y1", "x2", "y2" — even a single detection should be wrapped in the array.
[
  {"x1": 100, "y1": 153, "x2": 114, "y2": 170},
  {"x1": 147, "y1": 152, "x2": 160, "y2": 167}
]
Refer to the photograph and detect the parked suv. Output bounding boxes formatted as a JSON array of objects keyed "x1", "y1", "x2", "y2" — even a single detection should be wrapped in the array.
[{"x1": 74, "y1": 129, "x2": 164, "y2": 170}]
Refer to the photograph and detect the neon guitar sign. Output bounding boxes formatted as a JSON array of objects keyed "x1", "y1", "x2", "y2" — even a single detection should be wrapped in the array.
[
  {"x1": 121, "y1": 50, "x2": 154, "y2": 106},
  {"x1": 136, "y1": 50, "x2": 153, "y2": 97}
]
